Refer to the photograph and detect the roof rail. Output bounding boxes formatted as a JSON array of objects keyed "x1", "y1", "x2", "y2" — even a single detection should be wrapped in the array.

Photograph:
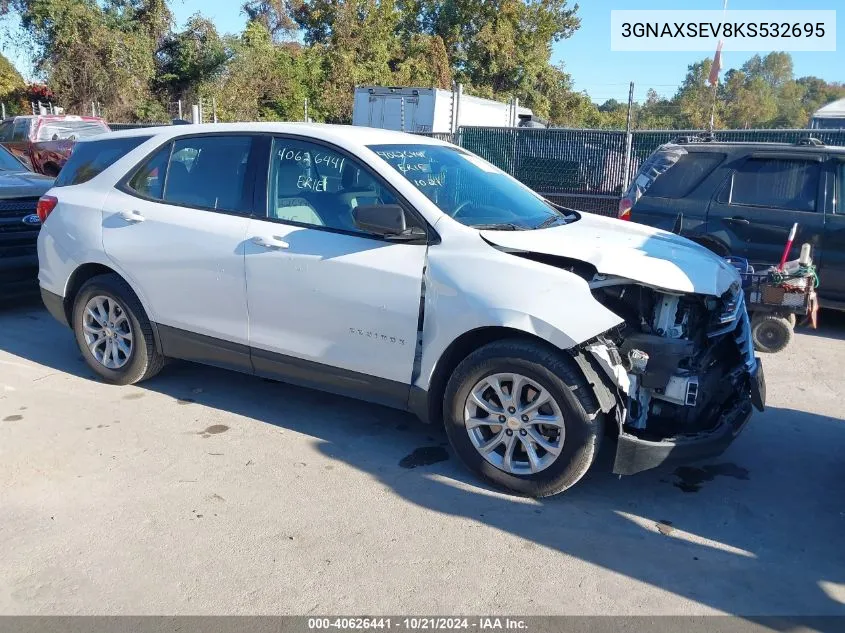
[
  {"x1": 672, "y1": 131, "x2": 714, "y2": 145},
  {"x1": 796, "y1": 137, "x2": 825, "y2": 147}
]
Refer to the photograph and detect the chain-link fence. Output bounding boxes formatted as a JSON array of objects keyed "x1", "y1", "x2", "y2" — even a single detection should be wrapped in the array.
[
  {"x1": 458, "y1": 127, "x2": 631, "y2": 215},
  {"x1": 453, "y1": 127, "x2": 845, "y2": 216},
  {"x1": 102, "y1": 121, "x2": 845, "y2": 217}
]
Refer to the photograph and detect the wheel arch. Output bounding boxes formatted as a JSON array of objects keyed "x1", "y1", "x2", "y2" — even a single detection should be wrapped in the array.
[
  {"x1": 687, "y1": 234, "x2": 731, "y2": 257},
  {"x1": 63, "y1": 263, "x2": 163, "y2": 353},
  {"x1": 414, "y1": 326, "x2": 568, "y2": 426}
]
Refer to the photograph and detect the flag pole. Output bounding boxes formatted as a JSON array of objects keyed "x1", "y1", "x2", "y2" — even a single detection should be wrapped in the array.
[
  {"x1": 708, "y1": 1, "x2": 728, "y2": 132},
  {"x1": 709, "y1": 84, "x2": 718, "y2": 133}
]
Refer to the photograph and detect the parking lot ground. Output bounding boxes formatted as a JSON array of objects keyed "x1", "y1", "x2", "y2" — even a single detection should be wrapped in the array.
[{"x1": 1, "y1": 299, "x2": 844, "y2": 616}]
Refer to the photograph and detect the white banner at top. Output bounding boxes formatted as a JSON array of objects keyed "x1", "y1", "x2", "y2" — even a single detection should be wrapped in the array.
[{"x1": 610, "y1": 10, "x2": 837, "y2": 52}]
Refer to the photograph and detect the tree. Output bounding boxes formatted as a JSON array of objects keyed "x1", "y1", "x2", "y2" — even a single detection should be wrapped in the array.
[
  {"x1": 10, "y1": 0, "x2": 171, "y2": 120},
  {"x1": 295, "y1": 0, "x2": 581, "y2": 121},
  {"x1": 212, "y1": 21, "x2": 322, "y2": 123},
  {"x1": 722, "y1": 69, "x2": 777, "y2": 129},
  {"x1": 636, "y1": 89, "x2": 680, "y2": 130},
  {"x1": 742, "y1": 52, "x2": 793, "y2": 90},
  {"x1": 798, "y1": 76, "x2": 845, "y2": 120},
  {"x1": 316, "y1": 0, "x2": 400, "y2": 122},
  {"x1": 0, "y1": 52, "x2": 24, "y2": 99},
  {"x1": 410, "y1": 0, "x2": 579, "y2": 102},
  {"x1": 391, "y1": 34, "x2": 452, "y2": 89},
  {"x1": 548, "y1": 90, "x2": 599, "y2": 128},
  {"x1": 674, "y1": 59, "x2": 722, "y2": 129},
  {"x1": 155, "y1": 13, "x2": 229, "y2": 105},
  {"x1": 773, "y1": 80, "x2": 809, "y2": 128},
  {"x1": 242, "y1": 0, "x2": 299, "y2": 41}
]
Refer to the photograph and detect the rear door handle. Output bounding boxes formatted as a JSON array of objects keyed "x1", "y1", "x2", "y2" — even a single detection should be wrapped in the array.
[
  {"x1": 119, "y1": 211, "x2": 145, "y2": 223},
  {"x1": 252, "y1": 235, "x2": 290, "y2": 249},
  {"x1": 727, "y1": 216, "x2": 750, "y2": 225}
]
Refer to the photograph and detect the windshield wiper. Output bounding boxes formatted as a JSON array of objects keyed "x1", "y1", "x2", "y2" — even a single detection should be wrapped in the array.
[
  {"x1": 536, "y1": 211, "x2": 579, "y2": 229},
  {"x1": 471, "y1": 223, "x2": 529, "y2": 231},
  {"x1": 536, "y1": 215, "x2": 564, "y2": 229}
]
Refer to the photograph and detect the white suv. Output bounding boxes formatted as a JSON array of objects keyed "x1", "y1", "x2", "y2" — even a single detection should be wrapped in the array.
[{"x1": 37, "y1": 123, "x2": 765, "y2": 496}]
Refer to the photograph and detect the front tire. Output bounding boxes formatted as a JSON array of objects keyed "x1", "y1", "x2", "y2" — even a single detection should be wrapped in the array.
[
  {"x1": 72, "y1": 274, "x2": 165, "y2": 385},
  {"x1": 443, "y1": 339, "x2": 603, "y2": 497}
]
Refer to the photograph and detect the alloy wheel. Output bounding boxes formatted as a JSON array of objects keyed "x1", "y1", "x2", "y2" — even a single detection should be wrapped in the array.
[
  {"x1": 463, "y1": 372, "x2": 565, "y2": 475},
  {"x1": 82, "y1": 295, "x2": 133, "y2": 370}
]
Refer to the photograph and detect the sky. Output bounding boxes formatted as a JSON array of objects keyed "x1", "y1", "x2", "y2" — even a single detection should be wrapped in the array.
[{"x1": 2, "y1": 0, "x2": 842, "y2": 104}]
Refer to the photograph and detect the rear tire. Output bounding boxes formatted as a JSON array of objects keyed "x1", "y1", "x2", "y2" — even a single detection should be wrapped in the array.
[
  {"x1": 72, "y1": 274, "x2": 165, "y2": 385},
  {"x1": 751, "y1": 314, "x2": 793, "y2": 354},
  {"x1": 443, "y1": 339, "x2": 603, "y2": 497}
]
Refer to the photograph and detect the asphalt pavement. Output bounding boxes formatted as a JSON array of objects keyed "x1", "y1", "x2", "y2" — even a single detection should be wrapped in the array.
[{"x1": 1, "y1": 298, "x2": 844, "y2": 616}]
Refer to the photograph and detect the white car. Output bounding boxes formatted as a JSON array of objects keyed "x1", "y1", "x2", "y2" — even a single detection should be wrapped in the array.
[{"x1": 36, "y1": 123, "x2": 766, "y2": 496}]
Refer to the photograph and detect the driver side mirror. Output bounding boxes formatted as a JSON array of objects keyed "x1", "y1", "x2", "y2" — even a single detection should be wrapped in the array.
[{"x1": 353, "y1": 204, "x2": 411, "y2": 237}]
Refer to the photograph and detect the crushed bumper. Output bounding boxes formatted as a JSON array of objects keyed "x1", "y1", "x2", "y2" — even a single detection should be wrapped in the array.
[{"x1": 612, "y1": 358, "x2": 765, "y2": 476}]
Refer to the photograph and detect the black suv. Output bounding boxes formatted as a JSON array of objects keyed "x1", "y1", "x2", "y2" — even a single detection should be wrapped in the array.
[{"x1": 621, "y1": 137, "x2": 845, "y2": 310}]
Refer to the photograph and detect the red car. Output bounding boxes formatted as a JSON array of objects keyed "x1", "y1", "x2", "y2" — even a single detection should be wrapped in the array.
[{"x1": 0, "y1": 115, "x2": 111, "y2": 176}]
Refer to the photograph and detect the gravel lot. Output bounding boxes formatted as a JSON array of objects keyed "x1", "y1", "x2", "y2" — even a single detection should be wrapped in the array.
[{"x1": 1, "y1": 298, "x2": 844, "y2": 616}]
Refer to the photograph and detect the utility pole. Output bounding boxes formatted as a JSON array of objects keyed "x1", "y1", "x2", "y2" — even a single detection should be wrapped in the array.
[
  {"x1": 212, "y1": 97, "x2": 218, "y2": 123},
  {"x1": 1, "y1": 103, "x2": 5, "y2": 120},
  {"x1": 625, "y1": 81, "x2": 635, "y2": 133},
  {"x1": 304, "y1": 98, "x2": 309, "y2": 122},
  {"x1": 621, "y1": 81, "x2": 635, "y2": 191},
  {"x1": 708, "y1": 83, "x2": 719, "y2": 133},
  {"x1": 177, "y1": 100, "x2": 183, "y2": 120}
]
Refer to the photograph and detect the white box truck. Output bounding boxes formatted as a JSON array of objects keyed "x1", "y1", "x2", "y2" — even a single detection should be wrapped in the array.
[{"x1": 352, "y1": 86, "x2": 532, "y2": 133}]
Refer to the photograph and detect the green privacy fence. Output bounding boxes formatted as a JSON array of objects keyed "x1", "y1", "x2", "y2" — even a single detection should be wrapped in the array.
[{"x1": 429, "y1": 127, "x2": 845, "y2": 216}]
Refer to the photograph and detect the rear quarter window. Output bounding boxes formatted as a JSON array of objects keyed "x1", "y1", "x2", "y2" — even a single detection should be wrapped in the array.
[
  {"x1": 54, "y1": 136, "x2": 151, "y2": 187},
  {"x1": 641, "y1": 152, "x2": 725, "y2": 199}
]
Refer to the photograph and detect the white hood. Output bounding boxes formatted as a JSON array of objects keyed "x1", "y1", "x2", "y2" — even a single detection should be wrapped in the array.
[{"x1": 481, "y1": 212, "x2": 740, "y2": 297}]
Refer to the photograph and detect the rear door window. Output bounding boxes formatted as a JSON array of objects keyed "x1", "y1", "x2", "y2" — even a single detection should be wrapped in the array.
[
  {"x1": 729, "y1": 158, "x2": 820, "y2": 212},
  {"x1": 162, "y1": 136, "x2": 254, "y2": 214},
  {"x1": 126, "y1": 143, "x2": 172, "y2": 199},
  {"x1": 54, "y1": 136, "x2": 151, "y2": 186}
]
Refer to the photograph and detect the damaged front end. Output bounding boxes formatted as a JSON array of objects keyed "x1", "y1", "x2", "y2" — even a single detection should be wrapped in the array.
[{"x1": 578, "y1": 277, "x2": 766, "y2": 476}]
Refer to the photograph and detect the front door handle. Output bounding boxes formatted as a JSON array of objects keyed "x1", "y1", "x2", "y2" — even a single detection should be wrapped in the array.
[
  {"x1": 119, "y1": 210, "x2": 145, "y2": 223},
  {"x1": 727, "y1": 216, "x2": 750, "y2": 225},
  {"x1": 252, "y1": 235, "x2": 290, "y2": 249}
]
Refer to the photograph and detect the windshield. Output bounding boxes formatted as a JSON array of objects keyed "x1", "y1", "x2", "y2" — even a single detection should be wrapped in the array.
[
  {"x1": 37, "y1": 119, "x2": 109, "y2": 142},
  {"x1": 369, "y1": 143, "x2": 569, "y2": 230},
  {"x1": 0, "y1": 145, "x2": 26, "y2": 171}
]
